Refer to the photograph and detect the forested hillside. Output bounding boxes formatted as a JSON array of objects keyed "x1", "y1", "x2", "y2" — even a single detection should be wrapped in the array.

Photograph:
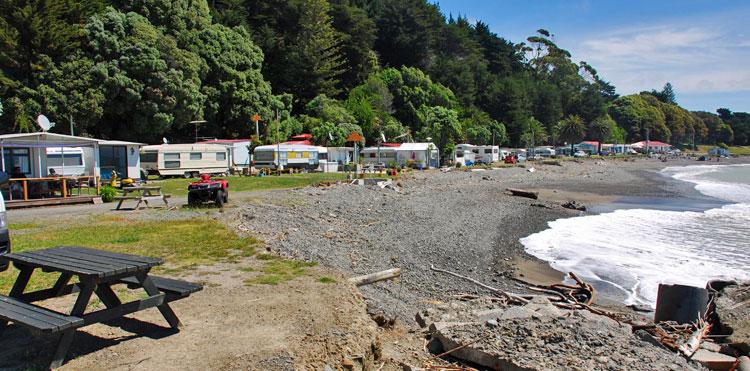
[{"x1": 1, "y1": 0, "x2": 748, "y2": 157}]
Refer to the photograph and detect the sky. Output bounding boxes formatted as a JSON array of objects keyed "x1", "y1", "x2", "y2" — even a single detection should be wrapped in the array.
[{"x1": 431, "y1": 0, "x2": 750, "y2": 113}]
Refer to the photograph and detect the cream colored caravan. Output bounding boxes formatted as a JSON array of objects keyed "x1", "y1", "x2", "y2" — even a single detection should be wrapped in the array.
[{"x1": 140, "y1": 144, "x2": 230, "y2": 178}]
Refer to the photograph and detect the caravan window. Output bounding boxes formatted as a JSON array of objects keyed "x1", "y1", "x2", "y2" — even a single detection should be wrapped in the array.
[
  {"x1": 493, "y1": 149, "x2": 498, "y2": 153},
  {"x1": 164, "y1": 160, "x2": 180, "y2": 168},
  {"x1": 47, "y1": 153, "x2": 83, "y2": 167},
  {"x1": 484, "y1": 149, "x2": 492, "y2": 154},
  {"x1": 456, "y1": 151, "x2": 464, "y2": 158},
  {"x1": 255, "y1": 151, "x2": 274, "y2": 161},
  {"x1": 190, "y1": 152, "x2": 202, "y2": 160},
  {"x1": 216, "y1": 152, "x2": 226, "y2": 161},
  {"x1": 164, "y1": 153, "x2": 180, "y2": 168},
  {"x1": 140, "y1": 151, "x2": 157, "y2": 163}
]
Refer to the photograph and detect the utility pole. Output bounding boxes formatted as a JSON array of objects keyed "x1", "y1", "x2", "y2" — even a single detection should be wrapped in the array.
[
  {"x1": 69, "y1": 114, "x2": 74, "y2": 136},
  {"x1": 276, "y1": 109, "x2": 280, "y2": 176}
]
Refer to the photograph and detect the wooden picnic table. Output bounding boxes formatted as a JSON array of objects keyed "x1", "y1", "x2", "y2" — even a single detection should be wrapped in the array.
[
  {"x1": 115, "y1": 185, "x2": 171, "y2": 210},
  {"x1": 0, "y1": 246, "x2": 201, "y2": 368}
]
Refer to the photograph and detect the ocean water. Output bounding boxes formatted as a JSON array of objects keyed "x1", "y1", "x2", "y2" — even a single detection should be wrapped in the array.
[{"x1": 520, "y1": 163, "x2": 750, "y2": 307}]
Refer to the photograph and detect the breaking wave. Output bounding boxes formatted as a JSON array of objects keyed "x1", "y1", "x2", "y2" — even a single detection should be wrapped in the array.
[{"x1": 521, "y1": 164, "x2": 750, "y2": 306}]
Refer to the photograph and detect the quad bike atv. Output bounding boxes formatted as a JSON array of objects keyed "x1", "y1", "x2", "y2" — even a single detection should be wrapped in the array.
[{"x1": 188, "y1": 174, "x2": 229, "y2": 207}]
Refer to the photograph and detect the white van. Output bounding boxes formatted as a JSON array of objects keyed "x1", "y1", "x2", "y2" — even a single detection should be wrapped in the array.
[
  {"x1": 140, "y1": 144, "x2": 230, "y2": 178},
  {"x1": 45, "y1": 147, "x2": 86, "y2": 176}
]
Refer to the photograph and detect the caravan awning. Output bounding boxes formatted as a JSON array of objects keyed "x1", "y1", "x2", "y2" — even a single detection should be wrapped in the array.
[{"x1": 0, "y1": 133, "x2": 102, "y2": 148}]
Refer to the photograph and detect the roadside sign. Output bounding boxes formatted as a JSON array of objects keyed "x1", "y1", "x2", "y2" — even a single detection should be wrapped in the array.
[
  {"x1": 252, "y1": 114, "x2": 261, "y2": 122},
  {"x1": 346, "y1": 132, "x2": 364, "y2": 142}
]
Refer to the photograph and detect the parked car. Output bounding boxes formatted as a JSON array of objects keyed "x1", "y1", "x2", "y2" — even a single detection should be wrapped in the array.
[
  {"x1": 0, "y1": 171, "x2": 10, "y2": 271},
  {"x1": 573, "y1": 151, "x2": 588, "y2": 158}
]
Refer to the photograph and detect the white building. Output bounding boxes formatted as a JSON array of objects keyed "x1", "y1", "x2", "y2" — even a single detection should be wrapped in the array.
[{"x1": 362, "y1": 142, "x2": 439, "y2": 169}]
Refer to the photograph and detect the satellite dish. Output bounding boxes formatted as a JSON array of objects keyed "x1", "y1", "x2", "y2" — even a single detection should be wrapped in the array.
[
  {"x1": 162, "y1": 137, "x2": 169, "y2": 144},
  {"x1": 36, "y1": 114, "x2": 55, "y2": 132}
]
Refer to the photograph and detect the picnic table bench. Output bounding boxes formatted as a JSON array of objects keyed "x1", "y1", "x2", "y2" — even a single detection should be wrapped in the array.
[
  {"x1": 115, "y1": 185, "x2": 171, "y2": 210},
  {"x1": 0, "y1": 246, "x2": 202, "y2": 368}
]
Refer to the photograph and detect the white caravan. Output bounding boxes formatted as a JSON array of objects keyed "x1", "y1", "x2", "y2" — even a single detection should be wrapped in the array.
[
  {"x1": 140, "y1": 144, "x2": 230, "y2": 178},
  {"x1": 453, "y1": 144, "x2": 477, "y2": 166},
  {"x1": 45, "y1": 147, "x2": 86, "y2": 176}
]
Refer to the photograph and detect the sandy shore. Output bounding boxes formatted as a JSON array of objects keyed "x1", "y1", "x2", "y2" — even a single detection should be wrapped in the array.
[{"x1": 235, "y1": 156, "x2": 750, "y2": 322}]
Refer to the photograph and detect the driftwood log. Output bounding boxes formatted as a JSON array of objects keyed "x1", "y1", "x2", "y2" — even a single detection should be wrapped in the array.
[
  {"x1": 349, "y1": 268, "x2": 401, "y2": 286},
  {"x1": 506, "y1": 188, "x2": 539, "y2": 199}
]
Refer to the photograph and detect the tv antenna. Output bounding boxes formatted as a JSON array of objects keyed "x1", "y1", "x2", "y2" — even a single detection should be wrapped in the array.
[
  {"x1": 36, "y1": 114, "x2": 55, "y2": 132},
  {"x1": 190, "y1": 120, "x2": 207, "y2": 143},
  {"x1": 162, "y1": 137, "x2": 169, "y2": 144}
]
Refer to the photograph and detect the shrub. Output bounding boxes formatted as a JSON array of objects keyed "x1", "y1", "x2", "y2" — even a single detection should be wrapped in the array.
[
  {"x1": 100, "y1": 185, "x2": 117, "y2": 203},
  {"x1": 455, "y1": 162, "x2": 462, "y2": 168}
]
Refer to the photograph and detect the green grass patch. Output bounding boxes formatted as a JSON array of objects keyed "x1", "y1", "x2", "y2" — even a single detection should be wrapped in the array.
[
  {"x1": 318, "y1": 276, "x2": 336, "y2": 284},
  {"x1": 151, "y1": 173, "x2": 350, "y2": 196},
  {"x1": 245, "y1": 259, "x2": 317, "y2": 286},
  {"x1": 8, "y1": 222, "x2": 40, "y2": 230},
  {"x1": 256, "y1": 253, "x2": 278, "y2": 261},
  {"x1": 239, "y1": 266, "x2": 254, "y2": 272},
  {"x1": 2, "y1": 217, "x2": 261, "y2": 292},
  {"x1": 695, "y1": 145, "x2": 750, "y2": 156}
]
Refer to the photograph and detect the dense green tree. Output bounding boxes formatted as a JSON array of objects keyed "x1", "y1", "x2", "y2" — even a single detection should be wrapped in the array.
[
  {"x1": 557, "y1": 115, "x2": 586, "y2": 154},
  {"x1": 608, "y1": 94, "x2": 669, "y2": 142},
  {"x1": 329, "y1": 0, "x2": 377, "y2": 91},
  {"x1": 520, "y1": 117, "x2": 547, "y2": 148},
  {"x1": 81, "y1": 8, "x2": 204, "y2": 142},
  {"x1": 462, "y1": 109, "x2": 507, "y2": 145},
  {"x1": 190, "y1": 23, "x2": 277, "y2": 138},
  {"x1": 416, "y1": 105, "x2": 461, "y2": 160},
  {"x1": 374, "y1": 0, "x2": 442, "y2": 69},
  {"x1": 649, "y1": 82, "x2": 676, "y2": 104},
  {"x1": 588, "y1": 115, "x2": 615, "y2": 153}
]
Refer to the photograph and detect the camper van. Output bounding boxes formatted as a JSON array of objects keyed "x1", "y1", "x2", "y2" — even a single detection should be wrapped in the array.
[
  {"x1": 253, "y1": 144, "x2": 321, "y2": 170},
  {"x1": 140, "y1": 144, "x2": 230, "y2": 178},
  {"x1": 474, "y1": 145, "x2": 501, "y2": 164},
  {"x1": 453, "y1": 144, "x2": 477, "y2": 166},
  {"x1": 45, "y1": 147, "x2": 86, "y2": 176}
]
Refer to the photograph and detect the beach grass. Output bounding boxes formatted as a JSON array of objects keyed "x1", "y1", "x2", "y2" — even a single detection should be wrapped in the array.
[
  {"x1": 244, "y1": 255, "x2": 318, "y2": 286},
  {"x1": 1, "y1": 216, "x2": 261, "y2": 292}
]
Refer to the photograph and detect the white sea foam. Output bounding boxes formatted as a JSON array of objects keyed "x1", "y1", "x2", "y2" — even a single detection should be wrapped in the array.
[{"x1": 521, "y1": 163, "x2": 750, "y2": 306}]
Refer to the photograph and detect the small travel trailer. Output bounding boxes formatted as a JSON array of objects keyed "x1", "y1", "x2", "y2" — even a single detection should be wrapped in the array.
[
  {"x1": 362, "y1": 142, "x2": 439, "y2": 169},
  {"x1": 453, "y1": 144, "x2": 477, "y2": 166},
  {"x1": 474, "y1": 145, "x2": 501, "y2": 163},
  {"x1": 533, "y1": 146, "x2": 556, "y2": 158},
  {"x1": 140, "y1": 143, "x2": 230, "y2": 178},
  {"x1": 253, "y1": 143, "x2": 321, "y2": 170},
  {"x1": 45, "y1": 147, "x2": 86, "y2": 176},
  {"x1": 318, "y1": 147, "x2": 353, "y2": 172},
  {"x1": 200, "y1": 139, "x2": 252, "y2": 171}
]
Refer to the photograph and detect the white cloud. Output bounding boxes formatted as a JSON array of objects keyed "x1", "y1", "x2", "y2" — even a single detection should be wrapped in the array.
[{"x1": 571, "y1": 18, "x2": 750, "y2": 96}]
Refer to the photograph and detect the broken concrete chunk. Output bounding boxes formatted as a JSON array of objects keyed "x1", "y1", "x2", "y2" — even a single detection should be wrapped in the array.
[{"x1": 690, "y1": 349, "x2": 737, "y2": 371}]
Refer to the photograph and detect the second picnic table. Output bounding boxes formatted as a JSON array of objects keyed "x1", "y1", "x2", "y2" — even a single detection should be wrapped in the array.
[{"x1": 115, "y1": 185, "x2": 171, "y2": 210}]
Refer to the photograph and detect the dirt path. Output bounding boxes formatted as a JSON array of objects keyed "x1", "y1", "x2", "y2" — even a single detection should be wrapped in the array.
[{"x1": 0, "y1": 257, "x2": 426, "y2": 370}]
